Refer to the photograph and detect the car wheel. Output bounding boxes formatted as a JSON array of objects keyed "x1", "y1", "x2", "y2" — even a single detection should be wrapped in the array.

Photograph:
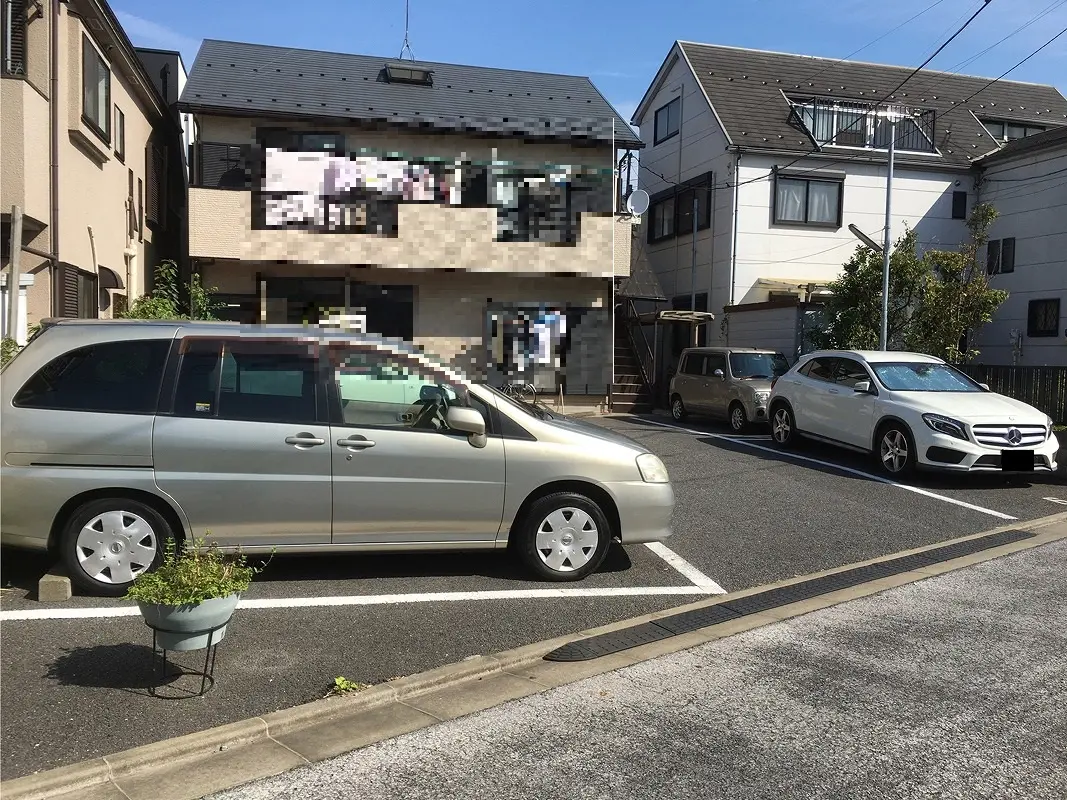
[
  {"x1": 513, "y1": 492, "x2": 611, "y2": 582},
  {"x1": 770, "y1": 404, "x2": 797, "y2": 448},
  {"x1": 877, "y1": 423, "x2": 916, "y2": 477},
  {"x1": 59, "y1": 498, "x2": 174, "y2": 597},
  {"x1": 729, "y1": 402, "x2": 749, "y2": 433},
  {"x1": 671, "y1": 396, "x2": 688, "y2": 421}
]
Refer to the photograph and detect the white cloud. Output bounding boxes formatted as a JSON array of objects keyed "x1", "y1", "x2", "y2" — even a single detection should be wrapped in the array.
[{"x1": 115, "y1": 10, "x2": 202, "y2": 63}]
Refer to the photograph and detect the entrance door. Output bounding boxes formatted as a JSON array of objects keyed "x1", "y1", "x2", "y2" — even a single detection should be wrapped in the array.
[{"x1": 323, "y1": 341, "x2": 506, "y2": 544}]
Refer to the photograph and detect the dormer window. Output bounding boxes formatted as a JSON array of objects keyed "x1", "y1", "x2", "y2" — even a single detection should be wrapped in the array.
[
  {"x1": 384, "y1": 63, "x2": 433, "y2": 86},
  {"x1": 789, "y1": 98, "x2": 936, "y2": 154},
  {"x1": 980, "y1": 120, "x2": 1045, "y2": 143}
]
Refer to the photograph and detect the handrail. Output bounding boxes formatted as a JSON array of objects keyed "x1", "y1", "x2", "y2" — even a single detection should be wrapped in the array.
[{"x1": 623, "y1": 298, "x2": 655, "y2": 392}]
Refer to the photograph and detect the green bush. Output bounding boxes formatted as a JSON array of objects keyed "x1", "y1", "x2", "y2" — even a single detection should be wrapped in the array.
[
  {"x1": 0, "y1": 337, "x2": 19, "y2": 367},
  {"x1": 124, "y1": 536, "x2": 266, "y2": 606}
]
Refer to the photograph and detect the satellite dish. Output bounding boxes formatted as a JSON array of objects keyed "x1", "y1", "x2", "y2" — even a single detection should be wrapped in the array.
[{"x1": 625, "y1": 189, "x2": 650, "y2": 216}]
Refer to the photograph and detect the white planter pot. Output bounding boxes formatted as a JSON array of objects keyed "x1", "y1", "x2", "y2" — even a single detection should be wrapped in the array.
[{"x1": 138, "y1": 593, "x2": 240, "y2": 652}]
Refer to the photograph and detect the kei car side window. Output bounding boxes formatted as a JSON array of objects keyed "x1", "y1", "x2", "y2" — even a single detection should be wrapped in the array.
[
  {"x1": 705, "y1": 354, "x2": 727, "y2": 376},
  {"x1": 13, "y1": 338, "x2": 170, "y2": 414},
  {"x1": 681, "y1": 354, "x2": 706, "y2": 375}
]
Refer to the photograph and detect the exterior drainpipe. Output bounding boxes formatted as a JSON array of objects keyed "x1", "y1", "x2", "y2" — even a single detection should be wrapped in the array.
[
  {"x1": 49, "y1": 0, "x2": 61, "y2": 315},
  {"x1": 728, "y1": 149, "x2": 742, "y2": 310}
]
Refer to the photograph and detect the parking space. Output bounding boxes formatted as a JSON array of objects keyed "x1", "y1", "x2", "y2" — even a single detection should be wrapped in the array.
[{"x1": 1, "y1": 410, "x2": 1062, "y2": 780}]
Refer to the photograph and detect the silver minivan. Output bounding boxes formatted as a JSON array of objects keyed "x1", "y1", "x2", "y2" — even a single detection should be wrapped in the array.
[
  {"x1": 0, "y1": 320, "x2": 675, "y2": 596},
  {"x1": 669, "y1": 346, "x2": 790, "y2": 431}
]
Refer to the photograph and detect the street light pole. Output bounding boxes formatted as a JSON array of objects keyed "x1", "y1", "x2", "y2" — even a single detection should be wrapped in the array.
[{"x1": 880, "y1": 109, "x2": 900, "y2": 352}]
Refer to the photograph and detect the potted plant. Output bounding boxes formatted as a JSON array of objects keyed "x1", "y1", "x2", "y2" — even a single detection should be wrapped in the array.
[{"x1": 124, "y1": 536, "x2": 263, "y2": 652}]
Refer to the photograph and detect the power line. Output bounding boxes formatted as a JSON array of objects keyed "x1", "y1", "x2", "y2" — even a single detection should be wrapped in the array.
[{"x1": 952, "y1": 24, "x2": 1067, "y2": 109}]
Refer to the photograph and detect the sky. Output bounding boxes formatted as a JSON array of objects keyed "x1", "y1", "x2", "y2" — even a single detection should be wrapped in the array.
[{"x1": 119, "y1": 0, "x2": 1067, "y2": 128}]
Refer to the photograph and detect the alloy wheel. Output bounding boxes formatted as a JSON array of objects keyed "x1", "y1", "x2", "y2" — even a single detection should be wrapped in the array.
[
  {"x1": 731, "y1": 405, "x2": 746, "y2": 432},
  {"x1": 671, "y1": 399, "x2": 685, "y2": 420},
  {"x1": 772, "y1": 408, "x2": 791, "y2": 443},
  {"x1": 880, "y1": 430, "x2": 910, "y2": 473},
  {"x1": 535, "y1": 507, "x2": 599, "y2": 573}
]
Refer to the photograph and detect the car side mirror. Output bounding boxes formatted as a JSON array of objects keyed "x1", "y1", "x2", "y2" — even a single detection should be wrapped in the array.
[
  {"x1": 978, "y1": 382, "x2": 990, "y2": 391},
  {"x1": 420, "y1": 384, "x2": 444, "y2": 403},
  {"x1": 446, "y1": 406, "x2": 487, "y2": 448},
  {"x1": 713, "y1": 369, "x2": 725, "y2": 380},
  {"x1": 853, "y1": 380, "x2": 872, "y2": 394}
]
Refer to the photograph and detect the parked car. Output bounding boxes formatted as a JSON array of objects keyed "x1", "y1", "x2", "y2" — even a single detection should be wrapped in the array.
[
  {"x1": 669, "y1": 346, "x2": 790, "y2": 431},
  {"x1": 767, "y1": 349, "x2": 1059, "y2": 477},
  {"x1": 0, "y1": 320, "x2": 675, "y2": 596}
]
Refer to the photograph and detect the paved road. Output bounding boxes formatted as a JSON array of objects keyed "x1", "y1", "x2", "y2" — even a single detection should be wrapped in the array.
[
  {"x1": 209, "y1": 538, "x2": 1067, "y2": 800},
  {"x1": 1, "y1": 413, "x2": 1062, "y2": 779}
]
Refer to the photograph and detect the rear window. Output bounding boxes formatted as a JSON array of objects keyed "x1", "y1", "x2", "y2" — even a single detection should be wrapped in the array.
[{"x1": 13, "y1": 339, "x2": 170, "y2": 414}]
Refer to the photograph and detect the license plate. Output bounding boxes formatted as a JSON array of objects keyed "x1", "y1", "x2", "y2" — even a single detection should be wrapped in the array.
[{"x1": 1001, "y1": 449, "x2": 1035, "y2": 471}]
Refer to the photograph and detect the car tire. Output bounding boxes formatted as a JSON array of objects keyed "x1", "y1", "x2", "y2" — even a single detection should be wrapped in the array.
[
  {"x1": 513, "y1": 492, "x2": 612, "y2": 582},
  {"x1": 770, "y1": 403, "x2": 798, "y2": 449},
  {"x1": 876, "y1": 422, "x2": 916, "y2": 477},
  {"x1": 59, "y1": 497, "x2": 175, "y2": 597},
  {"x1": 670, "y1": 396, "x2": 688, "y2": 421},
  {"x1": 729, "y1": 402, "x2": 749, "y2": 433}
]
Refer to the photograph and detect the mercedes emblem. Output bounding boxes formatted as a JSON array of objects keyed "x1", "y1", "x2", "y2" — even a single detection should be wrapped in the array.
[{"x1": 1006, "y1": 427, "x2": 1023, "y2": 446}]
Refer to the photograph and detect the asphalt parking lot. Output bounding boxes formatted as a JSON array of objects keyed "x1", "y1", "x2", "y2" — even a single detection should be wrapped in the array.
[{"x1": 1, "y1": 412, "x2": 1063, "y2": 780}]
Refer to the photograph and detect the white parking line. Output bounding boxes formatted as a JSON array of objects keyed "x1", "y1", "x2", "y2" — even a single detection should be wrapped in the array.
[
  {"x1": 1043, "y1": 497, "x2": 1067, "y2": 506},
  {"x1": 644, "y1": 542, "x2": 726, "y2": 593},
  {"x1": 637, "y1": 417, "x2": 1018, "y2": 522},
  {"x1": 0, "y1": 586, "x2": 717, "y2": 621}
]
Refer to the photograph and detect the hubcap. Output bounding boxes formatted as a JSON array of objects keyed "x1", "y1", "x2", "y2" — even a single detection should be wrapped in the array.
[
  {"x1": 535, "y1": 507, "x2": 599, "y2": 572},
  {"x1": 880, "y1": 430, "x2": 909, "y2": 473},
  {"x1": 75, "y1": 510, "x2": 158, "y2": 585},
  {"x1": 772, "y1": 409, "x2": 791, "y2": 442},
  {"x1": 731, "y1": 407, "x2": 745, "y2": 431},
  {"x1": 672, "y1": 401, "x2": 683, "y2": 419}
]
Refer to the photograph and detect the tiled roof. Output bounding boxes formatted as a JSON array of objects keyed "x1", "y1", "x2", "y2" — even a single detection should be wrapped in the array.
[
  {"x1": 676, "y1": 42, "x2": 1067, "y2": 168},
  {"x1": 976, "y1": 123, "x2": 1067, "y2": 164},
  {"x1": 179, "y1": 40, "x2": 641, "y2": 148}
]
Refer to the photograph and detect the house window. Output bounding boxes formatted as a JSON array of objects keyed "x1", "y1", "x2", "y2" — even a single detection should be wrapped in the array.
[
  {"x1": 127, "y1": 169, "x2": 135, "y2": 237},
  {"x1": 794, "y1": 100, "x2": 935, "y2": 153},
  {"x1": 986, "y1": 238, "x2": 1015, "y2": 274},
  {"x1": 114, "y1": 107, "x2": 125, "y2": 161},
  {"x1": 981, "y1": 120, "x2": 1046, "y2": 142},
  {"x1": 676, "y1": 186, "x2": 712, "y2": 235},
  {"x1": 654, "y1": 97, "x2": 681, "y2": 145},
  {"x1": 1, "y1": 0, "x2": 27, "y2": 75},
  {"x1": 137, "y1": 178, "x2": 144, "y2": 242},
  {"x1": 146, "y1": 142, "x2": 167, "y2": 227},
  {"x1": 81, "y1": 35, "x2": 111, "y2": 143},
  {"x1": 383, "y1": 63, "x2": 433, "y2": 86},
  {"x1": 951, "y1": 191, "x2": 967, "y2": 220},
  {"x1": 774, "y1": 175, "x2": 842, "y2": 227},
  {"x1": 1027, "y1": 298, "x2": 1060, "y2": 338},
  {"x1": 648, "y1": 196, "x2": 675, "y2": 242}
]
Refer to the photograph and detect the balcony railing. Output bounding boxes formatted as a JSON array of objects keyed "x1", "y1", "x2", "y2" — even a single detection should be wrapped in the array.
[
  {"x1": 190, "y1": 141, "x2": 613, "y2": 243},
  {"x1": 790, "y1": 99, "x2": 937, "y2": 154}
]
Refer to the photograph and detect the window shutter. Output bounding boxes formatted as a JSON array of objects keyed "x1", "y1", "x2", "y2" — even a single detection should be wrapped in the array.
[
  {"x1": 54, "y1": 264, "x2": 80, "y2": 318},
  {"x1": 146, "y1": 142, "x2": 166, "y2": 226},
  {"x1": 986, "y1": 240, "x2": 1001, "y2": 275},
  {"x1": 2, "y1": 0, "x2": 27, "y2": 75},
  {"x1": 1001, "y1": 237, "x2": 1015, "y2": 273}
]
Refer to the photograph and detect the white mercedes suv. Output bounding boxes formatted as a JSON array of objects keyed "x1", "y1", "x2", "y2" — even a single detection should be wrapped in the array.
[{"x1": 767, "y1": 350, "x2": 1059, "y2": 476}]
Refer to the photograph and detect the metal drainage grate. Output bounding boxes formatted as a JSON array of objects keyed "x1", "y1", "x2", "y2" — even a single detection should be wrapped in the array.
[{"x1": 544, "y1": 528, "x2": 1035, "y2": 663}]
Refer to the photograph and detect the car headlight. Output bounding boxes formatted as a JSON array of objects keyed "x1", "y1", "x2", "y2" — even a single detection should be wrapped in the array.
[
  {"x1": 636, "y1": 453, "x2": 670, "y2": 484},
  {"x1": 922, "y1": 413, "x2": 968, "y2": 441},
  {"x1": 754, "y1": 391, "x2": 770, "y2": 404},
  {"x1": 1049, "y1": 416, "x2": 1056, "y2": 441}
]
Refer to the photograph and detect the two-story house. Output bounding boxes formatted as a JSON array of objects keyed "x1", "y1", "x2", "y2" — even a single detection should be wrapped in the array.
[
  {"x1": 972, "y1": 125, "x2": 1067, "y2": 367},
  {"x1": 178, "y1": 39, "x2": 641, "y2": 397},
  {"x1": 628, "y1": 41, "x2": 1067, "y2": 380},
  {"x1": 1, "y1": 0, "x2": 186, "y2": 342}
]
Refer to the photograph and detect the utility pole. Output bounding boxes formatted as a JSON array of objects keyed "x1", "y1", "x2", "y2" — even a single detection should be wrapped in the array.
[
  {"x1": 6, "y1": 205, "x2": 23, "y2": 341},
  {"x1": 880, "y1": 107, "x2": 902, "y2": 352}
]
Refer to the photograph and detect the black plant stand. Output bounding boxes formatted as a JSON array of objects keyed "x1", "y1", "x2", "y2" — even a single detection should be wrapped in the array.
[{"x1": 147, "y1": 621, "x2": 224, "y2": 698}]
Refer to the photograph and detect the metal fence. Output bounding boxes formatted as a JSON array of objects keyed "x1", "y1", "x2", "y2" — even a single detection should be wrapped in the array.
[{"x1": 957, "y1": 365, "x2": 1067, "y2": 424}]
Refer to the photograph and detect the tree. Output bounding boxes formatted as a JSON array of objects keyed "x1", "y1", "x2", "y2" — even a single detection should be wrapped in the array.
[
  {"x1": 809, "y1": 226, "x2": 928, "y2": 351},
  {"x1": 905, "y1": 203, "x2": 1006, "y2": 363},
  {"x1": 121, "y1": 260, "x2": 222, "y2": 321}
]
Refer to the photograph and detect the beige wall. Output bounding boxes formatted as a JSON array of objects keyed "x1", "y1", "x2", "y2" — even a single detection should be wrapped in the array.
[
  {"x1": 0, "y1": 0, "x2": 169, "y2": 326},
  {"x1": 190, "y1": 187, "x2": 620, "y2": 277}
]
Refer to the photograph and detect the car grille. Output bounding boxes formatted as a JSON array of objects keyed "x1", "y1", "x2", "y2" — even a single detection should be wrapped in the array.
[{"x1": 971, "y1": 423, "x2": 1047, "y2": 448}]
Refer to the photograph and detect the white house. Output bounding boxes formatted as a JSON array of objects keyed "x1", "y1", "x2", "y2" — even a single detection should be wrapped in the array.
[
  {"x1": 971, "y1": 126, "x2": 1067, "y2": 367},
  {"x1": 627, "y1": 41, "x2": 1067, "y2": 373}
]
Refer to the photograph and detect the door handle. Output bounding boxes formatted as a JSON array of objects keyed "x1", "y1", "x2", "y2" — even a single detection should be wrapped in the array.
[
  {"x1": 337, "y1": 437, "x2": 376, "y2": 449},
  {"x1": 285, "y1": 434, "x2": 326, "y2": 447},
  {"x1": 828, "y1": 388, "x2": 841, "y2": 395}
]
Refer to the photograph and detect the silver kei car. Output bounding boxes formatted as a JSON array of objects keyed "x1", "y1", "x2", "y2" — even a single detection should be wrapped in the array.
[{"x1": 1, "y1": 320, "x2": 675, "y2": 596}]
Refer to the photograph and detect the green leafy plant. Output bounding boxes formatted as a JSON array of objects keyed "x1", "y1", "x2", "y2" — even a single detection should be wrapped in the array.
[
  {"x1": 0, "y1": 337, "x2": 19, "y2": 367},
  {"x1": 124, "y1": 536, "x2": 269, "y2": 606},
  {"x1": 327, "y1": 676, "x2": 370, "y2": 697},
  {"x1": 120, "y1": 260, "x2": 223, "y2": 321}
]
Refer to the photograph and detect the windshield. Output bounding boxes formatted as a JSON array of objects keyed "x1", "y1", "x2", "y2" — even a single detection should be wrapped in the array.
[
  {"x1": 729, "y1": 352, "x2": 790, "y2": 380},
  {"x1": 872, "y1": 362, "x2": 982, "y2": 392}
]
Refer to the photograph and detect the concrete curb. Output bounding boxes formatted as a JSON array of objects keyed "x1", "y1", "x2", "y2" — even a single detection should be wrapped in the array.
[{"x1": 4, "y1": 511, "x2": 1067, "y2": 800}]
